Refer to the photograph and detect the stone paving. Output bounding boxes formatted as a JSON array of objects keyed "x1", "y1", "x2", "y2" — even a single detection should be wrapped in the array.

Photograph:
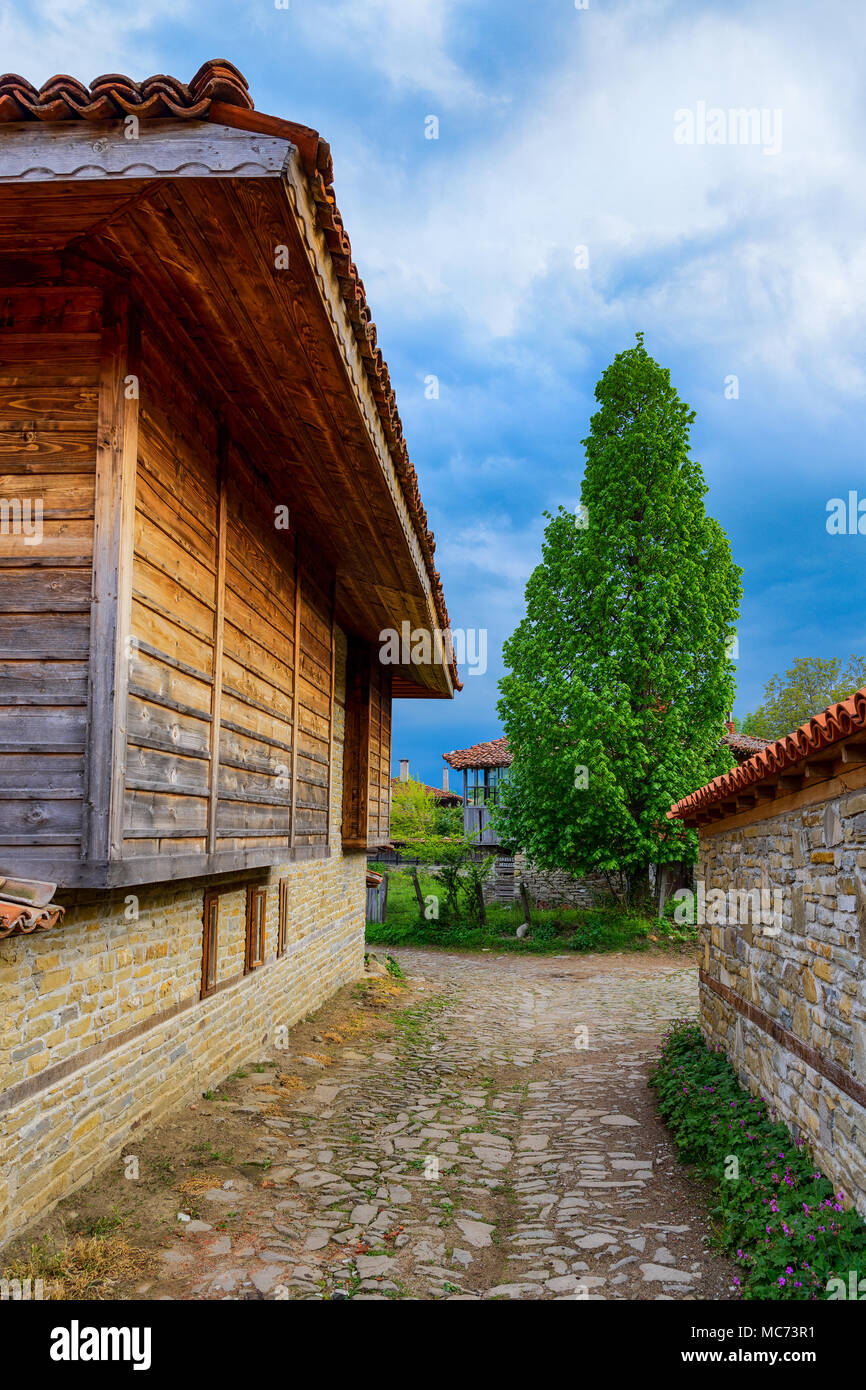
[{"x1": 144, "y1": 949, "x2": 737, "y2": 1300}]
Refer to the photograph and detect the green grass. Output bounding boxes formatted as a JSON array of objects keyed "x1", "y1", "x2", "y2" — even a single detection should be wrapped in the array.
[
  {"x1": 365, "y1": 866, "x2": 695, "y2": 954},
  {"x1": 650, "y1": 1018, "x2": 866, "y2": 1300}
]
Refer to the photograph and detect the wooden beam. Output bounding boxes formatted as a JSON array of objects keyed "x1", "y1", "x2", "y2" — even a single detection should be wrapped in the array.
[
  {"x1": 803, "y1": 761, "x2": 833, "y2": 781},
  {"x1": 695, "y1": 760, "x2": 866, "y2": 838},
  {"x1": 776, "y1": 774, "x2": 803, "y2": 794},
  {"x1": 84, "y1": 290, "x2": 139, "y2": 863},
  {"x1": 206, "y1": 431, "x2": 228, "y2": 856},
  {"x1": 832, "y1": 742, "x2": 866, "y2": 776}
]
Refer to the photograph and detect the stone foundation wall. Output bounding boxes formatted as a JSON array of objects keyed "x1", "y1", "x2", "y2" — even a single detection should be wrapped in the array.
[
  {"x1": 698, "y1": 788, "x2": 866, "y2": 1214},
  {"x1": 0, "y1": 643, "x2": 367, "y2": 1249}
]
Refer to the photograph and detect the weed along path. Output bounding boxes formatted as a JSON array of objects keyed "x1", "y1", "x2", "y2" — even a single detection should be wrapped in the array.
[{"x1": 13, "y1": 950, "x2": 738, "y2": 1301}]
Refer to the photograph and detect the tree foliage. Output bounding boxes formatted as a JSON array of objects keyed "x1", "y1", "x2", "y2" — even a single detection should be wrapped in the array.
[
  {"x1": 389, "y1": 777, "x2": 438, "y2": 842},
  {"x1": 495, "y1": 335, "x2": 741, "y2": 902},
  {"x1": 740, "y1": 656, "x2": 866, "y2": 741},
  {"x1": 389, "y1": 777, "x2": 463, "y2": 842}
]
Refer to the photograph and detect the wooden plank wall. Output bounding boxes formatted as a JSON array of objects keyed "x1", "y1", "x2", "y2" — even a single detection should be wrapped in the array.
[
  {"x1": 0, "y1": 285, "x2": 101, "y2": 869},
  {"x1": 292, "y1": 561, "x2": 333, "y2": 850},
  {"x1": 123, "y1": 318, "x2": 334, "y2": 868},
  {"x1": 367, "y1": 658, "x2": 392, "y2": 846},
  {"x1": 123, "y1": 318, "x2": 219, "y2": 859},
  {"x1": 216, "y1": 443, "x2": 294, "y2": 850},
  {"x1": 0, "y1": 292, "x2": 353, "y2": 881},
  {"x1": 340, "y1": 638, "x2": 392, "y2": 850}
]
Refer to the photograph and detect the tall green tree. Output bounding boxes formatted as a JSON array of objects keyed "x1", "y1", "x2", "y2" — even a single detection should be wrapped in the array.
[
  {"x1": 496, "y1": 335, "x2": 741, "y2": 904},
  {"x1": 741, "y1": 656, "x2": 866, "y2": 740}
]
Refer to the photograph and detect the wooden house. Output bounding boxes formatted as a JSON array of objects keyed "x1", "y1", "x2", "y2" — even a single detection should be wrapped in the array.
[
  {"x1": 443, "y1": 737, "x2": 511, "y2": 847},
  {"x1": 0, "y1": 61, "x2": 457, "y2": 1247}
]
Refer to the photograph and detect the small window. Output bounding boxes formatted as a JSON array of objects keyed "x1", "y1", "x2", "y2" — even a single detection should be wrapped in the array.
[
  {"x1": 202, "y1": 891, "x2": 220, "y2": 998},
  {"x1": 278, "y1": 879, "x2": 289, "y2": 957},
  {"x1": 245, "y1": 885, "x2": 267, "y2": 973}
]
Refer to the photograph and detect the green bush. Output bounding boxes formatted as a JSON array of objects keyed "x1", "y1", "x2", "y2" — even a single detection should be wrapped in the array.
[{"x1": 650, "y1": 1019, "x2": 866, "y2": 1299}]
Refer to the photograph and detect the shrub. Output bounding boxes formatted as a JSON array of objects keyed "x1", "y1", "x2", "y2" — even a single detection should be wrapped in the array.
[{"x1": 650, "y1": 1019, "x2": 866, "y2": 1299}]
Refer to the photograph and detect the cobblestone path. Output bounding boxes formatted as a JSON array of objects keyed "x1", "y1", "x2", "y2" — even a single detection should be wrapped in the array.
[{"x1": 141, "y1": 949, "x2": 737, "y2": 1300}]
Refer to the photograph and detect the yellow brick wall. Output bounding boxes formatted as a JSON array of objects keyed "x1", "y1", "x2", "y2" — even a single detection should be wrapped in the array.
[{"x1": 0, "y1": 629, "x2": 367, "y2": 1249}]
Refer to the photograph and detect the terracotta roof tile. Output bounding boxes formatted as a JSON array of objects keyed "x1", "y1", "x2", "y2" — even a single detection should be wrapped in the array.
[
  {"x1": 669, "y1": 687, "x2": 866, "y2": 822},
  {"x1": 443, "y1": 737, "x2": 513, "y2": 771},
  {"x1": 0, "y1": 899, "x2": 64, "y2": 938},
  {"x1": 0, "y1": 60, "x2": 252, "y2": 123},
  {"x1": 447, "y1": 729, "x2": 772, "y2": 775},
  {"x1": 0, "y1": 59, "x2": 458, "y2": 690}
]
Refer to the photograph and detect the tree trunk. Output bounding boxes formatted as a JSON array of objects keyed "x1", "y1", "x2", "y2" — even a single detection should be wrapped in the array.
[
  {"x1": 475, "y1": 882, "x2": 487, "y2": 926},
  {"x1": 410, "y1": 868, "x2": 425, "y2": 918},
  {"x1": 627, "y1": 863, "x2": 653, "y2": 911}
]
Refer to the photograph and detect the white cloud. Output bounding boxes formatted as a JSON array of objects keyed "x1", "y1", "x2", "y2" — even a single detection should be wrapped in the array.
[
  {"x1": 338, "y1": 0, "x2": 866, "y2": 398},
  {"x1": 290, "y1": 0, "x2": 486, "y2": 108},
  {"x1": 0, "y1": 0, "x2": 189, "y2": 85}
]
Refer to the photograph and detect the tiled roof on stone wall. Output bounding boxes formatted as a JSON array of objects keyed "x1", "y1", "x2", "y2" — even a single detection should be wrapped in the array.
[{"x1": 670, "y1": 687, "x2": 866, "y2": 823}]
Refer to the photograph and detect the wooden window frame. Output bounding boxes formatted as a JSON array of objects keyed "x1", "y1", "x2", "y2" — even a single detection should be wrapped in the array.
[
  {"x1": 201, "y1": 890, "x2": 220, "y2": 998},
  {"x1": 245, "y1": 884, "x2": 267, "y2": 973},
  {"x1": 278, "y1": 878, "x2": 289, "y2": 957}
]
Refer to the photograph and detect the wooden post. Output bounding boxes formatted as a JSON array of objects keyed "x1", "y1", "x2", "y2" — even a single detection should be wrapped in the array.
[
  {"x1": 85, "y1": 292, "x2": 140, "y2": 864},
  {"x1": 519, "y1": 880, "x2": 533, "y2": 925}
]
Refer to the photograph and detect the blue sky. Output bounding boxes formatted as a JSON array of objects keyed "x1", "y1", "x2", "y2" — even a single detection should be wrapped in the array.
[{"x1": 7, "y1": 0, "x2": 865, "y2": 785}]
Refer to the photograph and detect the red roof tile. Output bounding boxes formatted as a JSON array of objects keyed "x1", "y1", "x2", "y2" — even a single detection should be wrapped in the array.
[
  {"x1": 0, "y1": 899, "x2": 64, "y2": 938},
  {"x1": 0, "y1": 59, "x2": 458, "y2": 690},
  {"x1": 669, "y1": 687, "x2": 866, "y2": 823},
  {"x1": 443, "y1": 737, "x2": 513, "y2": 771},
  {"x1": 446, "y1": 729, "x2": 771, "y2": 775},
  {"x1": 0, "y1": 61, "x2": 253, "y2": 122}
]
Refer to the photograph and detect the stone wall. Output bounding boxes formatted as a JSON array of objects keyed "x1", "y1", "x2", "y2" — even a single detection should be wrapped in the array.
[
  {"x1": 698, "y1": 787, "x2": 866, "y2": 1214},
  {"x1": 510, "y1": 854, "x2": 622, "y2": 909},
  {"x1": 0, "y1": 631, "x2": 367, "y2": 1249}
]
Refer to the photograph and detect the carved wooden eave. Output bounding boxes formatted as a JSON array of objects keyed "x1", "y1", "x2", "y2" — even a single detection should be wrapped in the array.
[
  {"x1": 0, "y1": 118, "x2": 291, "y2": 180},
  {"x1": 0, "y1": 117, "x2": 455, "y2": 699}
]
